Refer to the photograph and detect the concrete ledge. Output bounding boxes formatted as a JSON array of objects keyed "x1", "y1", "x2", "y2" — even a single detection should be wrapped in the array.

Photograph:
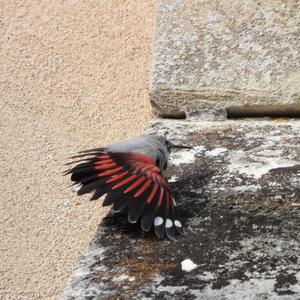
[
  {"x1": 62, "y1": 119, "x2": 300, "y2": 299},
  {"x1": 151, "y1": 0, "x2": 300, "y2": 116}
]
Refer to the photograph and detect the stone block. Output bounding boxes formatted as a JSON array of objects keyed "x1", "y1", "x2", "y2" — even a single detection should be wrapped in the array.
[{"x1": 151, "y1": 0, "x2": 300, "y2": 117}]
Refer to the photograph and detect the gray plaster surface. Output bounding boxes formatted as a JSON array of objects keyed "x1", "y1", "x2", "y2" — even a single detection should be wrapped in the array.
[
  {"x1": 62, "y1": 118, "x2": 300, "y2": 299},
  {"x1": 151, "y1": 0, "x2": 300, "y2": 116}
]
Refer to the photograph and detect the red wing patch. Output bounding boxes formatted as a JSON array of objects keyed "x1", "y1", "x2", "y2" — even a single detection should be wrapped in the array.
[{"x1": 65, "y1": 149, "x2": 183, "y2": 239}]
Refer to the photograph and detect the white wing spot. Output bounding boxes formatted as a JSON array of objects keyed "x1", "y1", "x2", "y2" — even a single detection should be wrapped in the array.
[
  {"x1": 181, "y1": 259, "x2": 198, "y2": 272},
  {"x1": 174, "y1": 220, "x2": 182, "y2": 228},
  {"x1": 154, "y1": 216, "x2": 163, "y2": 226},
  {"x1": 165, "y1": 219, "x2": 173, "y2": 228}
]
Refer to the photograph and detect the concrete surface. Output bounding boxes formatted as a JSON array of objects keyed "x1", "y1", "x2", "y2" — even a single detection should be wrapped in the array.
[
  {"x1": 62, "y1": 118, "x2": 300, "y2": 299},
  {"x1": 0, "y1": 1, "x2": 155, "y2": 299},
  {"x1": 151, "y1": 0, "x2": 300, "y2": 117}
]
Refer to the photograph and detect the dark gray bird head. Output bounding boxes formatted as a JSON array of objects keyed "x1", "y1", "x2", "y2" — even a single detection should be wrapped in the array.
[{"x1": 147, "y1": 135, "x2": 192, "y2": 171}]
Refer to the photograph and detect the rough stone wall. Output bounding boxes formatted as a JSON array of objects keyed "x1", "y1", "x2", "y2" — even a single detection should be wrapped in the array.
[{"x1": 151, "y1": 0, "x2": 300, "y2": 116}]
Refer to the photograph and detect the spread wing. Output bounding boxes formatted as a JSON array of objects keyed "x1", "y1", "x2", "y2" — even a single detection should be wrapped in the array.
[{"x1": 65, "y1": 149, "x2": 183, "y2": 239}]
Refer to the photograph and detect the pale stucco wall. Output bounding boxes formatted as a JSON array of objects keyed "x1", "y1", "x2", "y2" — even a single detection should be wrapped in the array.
[{"x1": 0, "y1": 1, "x2": 155, "y2": 299}]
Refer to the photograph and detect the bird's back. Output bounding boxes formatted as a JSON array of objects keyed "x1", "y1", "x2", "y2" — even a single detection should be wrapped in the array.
[{"x1": 108, "y1": 135, "x2": 167, "y2": 165}]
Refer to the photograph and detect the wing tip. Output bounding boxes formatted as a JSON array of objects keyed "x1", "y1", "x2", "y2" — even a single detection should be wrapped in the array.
[
  {"x1": 153, "y1": 217, "x2": 184, "y2": 240},
  {"x1": 154, "y1": 216, "x2": 165, "y2": 239}
]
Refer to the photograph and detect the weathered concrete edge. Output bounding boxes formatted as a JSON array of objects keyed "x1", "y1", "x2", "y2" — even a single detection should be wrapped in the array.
[
  {"x1": 61, "y1": 119, "x2": 300, "y2": 299},
  {"x1": 149, "y1": 88, "x2": 300, "y2": 117}
]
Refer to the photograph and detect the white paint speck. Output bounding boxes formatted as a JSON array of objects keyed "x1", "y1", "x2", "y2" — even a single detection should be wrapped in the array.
[
  {"x1": 181, "y1": 259, "x2": 198, "y2": 272},
  {"x1": 157, "y1": 285, "x2": 188, "y2": 293},
  {"x1": 232, "y1": 184, "x2": 261, "y2": 193},
  {"x1": 112, "y1": 274, "x2": 135, "y2": 282},
  {"x1": 197, "y1": 271, "x2": 216, "y2": 281},
  {"x1": 168, "y1": 175, "x2": 179, "y2": 182},
  {"x1": 228, "y1": 149, "x2": 299, "y2": 179},
  {"x1": 205, "y1": 147, "x2": 227, "y2": 157},
  {"x1": 171, "y1": 146, "x2": 205, "y2": 166}
]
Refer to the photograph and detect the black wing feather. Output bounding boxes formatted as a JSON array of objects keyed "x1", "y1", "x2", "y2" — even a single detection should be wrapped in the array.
[{"x1": 65, "y1": 149, "x2": 183, "y2": 239}]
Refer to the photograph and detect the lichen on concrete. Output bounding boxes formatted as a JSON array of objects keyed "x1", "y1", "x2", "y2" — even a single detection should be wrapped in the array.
[
  {"x1": 62, "y1": 118, "x2": 300, "y2": 299},
  {"x1": 151, "y1": 0, "x2": 300, "y2": 116}
]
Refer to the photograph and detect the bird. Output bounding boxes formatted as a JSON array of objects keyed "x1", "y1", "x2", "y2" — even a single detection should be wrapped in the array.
[{"x1": 65, "y1": 135, "x2": 191, "y2": 240}]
